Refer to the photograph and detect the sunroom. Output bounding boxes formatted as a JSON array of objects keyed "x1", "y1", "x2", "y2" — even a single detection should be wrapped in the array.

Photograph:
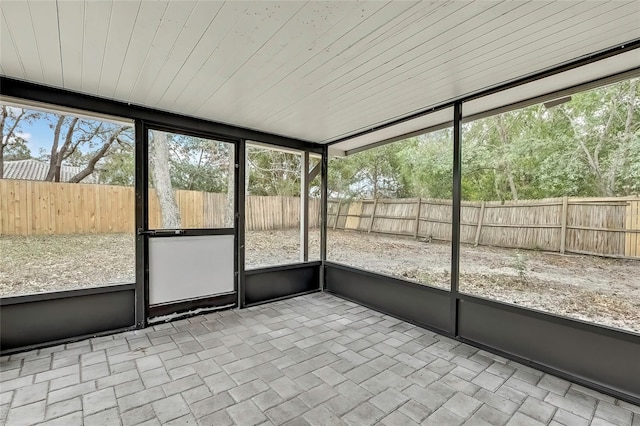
[{"x1": 0, "y1": 1, "x2": 639, "y2": 424}]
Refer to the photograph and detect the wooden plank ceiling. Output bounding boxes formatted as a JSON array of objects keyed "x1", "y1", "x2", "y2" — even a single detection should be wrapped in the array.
[{"x1": 1, "y1": 1, "x2": 639, "y2": 152}]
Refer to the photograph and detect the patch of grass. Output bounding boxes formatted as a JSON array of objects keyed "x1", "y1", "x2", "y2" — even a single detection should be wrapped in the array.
[
  {"x1": 511, "y1": 250, "x2": 528, "y2": 282},
  {"x1": 0, "y1": 233, "x2": 135, "y2": 296}
]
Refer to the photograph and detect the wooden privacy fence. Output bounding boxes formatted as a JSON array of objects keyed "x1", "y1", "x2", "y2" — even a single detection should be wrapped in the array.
[
  {"x1": 2, "y1": 179, "x2": 639, "y2": 258},
  {"x1": 328, "y1": 196, "x2": 640, "y2": 259},
  {"x1": 0, "y1": 180, "x2": 320, "y2": 236}
]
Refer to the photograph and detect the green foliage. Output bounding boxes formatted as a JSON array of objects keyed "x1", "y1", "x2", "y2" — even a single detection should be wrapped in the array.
[
  {"x1": 329, "y1": 142, "x2": 413, "y2": 199},
  {"x1": 247, "y1": 147, "x2": 301, "y2": 196},
  {"x1": 4, "y1": 141, "x2": 31, "y2": 160},
  {"x1": 511, "y1": 250, "x2": 528, "y2": 282},
  {"x1": 398, "y1": 131, "x2": 453, "y2": 199},
  {"x1": 98, "y1": 145, "x2": 135, "y2": 186},
  {"x1": 1, "y1": 105, "x2": 39, "y2": 163},
  {"x1": 167, "y1": 134, "x2": 233, "y2": 193}
]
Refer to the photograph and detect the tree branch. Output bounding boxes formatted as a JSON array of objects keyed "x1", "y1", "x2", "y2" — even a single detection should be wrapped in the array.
[{"x1": 69, "y1": 126, "x2": 127, "y2": 183}]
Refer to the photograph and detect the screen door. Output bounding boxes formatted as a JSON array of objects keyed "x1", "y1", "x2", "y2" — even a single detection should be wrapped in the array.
[{"x1": 143, "y1": 128, "x2": 236, "y2": 318}]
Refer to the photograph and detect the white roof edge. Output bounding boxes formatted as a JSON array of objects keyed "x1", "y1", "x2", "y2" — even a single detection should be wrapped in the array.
[
  {"x1": 0, "y1": 95, "x2": 134, "y2": 126},
  {"x1": 247, "y1": 140, "x2": 304, "y2": 155},
  {"x1": 328, "y1": 147, "x2": 346, "y2": 157}
]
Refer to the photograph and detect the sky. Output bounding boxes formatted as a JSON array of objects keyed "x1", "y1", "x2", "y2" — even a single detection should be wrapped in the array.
[
  {"x1": 20, "y1": 119, "x2": 54, "y2": 155},
  {"x1": 5, "y1": 106, "x2": 133, "y2": 158},
  {"x1": 4, "y1": 106, "x2": 57, "y2": 156}
]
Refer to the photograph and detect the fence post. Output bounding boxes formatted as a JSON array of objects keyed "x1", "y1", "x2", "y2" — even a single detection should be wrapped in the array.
[
  {"x1": 474, "y1": 201, "x2": 485, "y2": 247},
  {"x1": 560, "y1": 196, "x2": 568, "y2": 254},
  {"x1": 333, "y1": 199, "x2": 342, "y2": 230},
  {"x1": 368, "y1": 199, "x2": 378, "y2": 233},
  {"x1": 413, "y1": 198, "x2": 422, "y2": 238},
  {"x1": 627, "y1": 200, "x2": 640, "y2": 258}
]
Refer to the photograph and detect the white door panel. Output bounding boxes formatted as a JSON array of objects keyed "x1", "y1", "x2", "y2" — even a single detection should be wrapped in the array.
[{"x1": 149, "y1": 234, "x2": 234, "y2": 305}]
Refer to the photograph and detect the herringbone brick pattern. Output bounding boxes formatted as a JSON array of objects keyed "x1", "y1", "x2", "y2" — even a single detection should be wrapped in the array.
[{"x1": 1, "y1": 293, "x2": 638, "y2": 425}]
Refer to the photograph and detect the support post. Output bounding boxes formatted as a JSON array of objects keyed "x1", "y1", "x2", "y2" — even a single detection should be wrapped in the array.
[
  {"x1": 301, "y1": 151, "x2": 309, "y2": 262},
  {"x1": 333, "y1": 199, "x2": 342, "y2": 230},
  {"x1": 450, "y1": 101, "x2": 463, "y2": 337},
  {"x1": 134, "y1": 119, "x2": 148, "y2": 329},
  {"x1": 320, "y1": 146, "x2": 328, "y2": 289},
  {"x1": 560, "y1": 196, "x2": 568, "y2": 254},
  {"x1": 368, "y1": 199, "x2": 378, "y2": 233},
  {"x1": 413, "y1": 198, "x2": 422, "y2": 238},
  {"x1": 237, "y1": 140, "x2": 246, "y2": 308},
  {"x1": 474, "y1": 201, "x2": 486, "y2": 247}
]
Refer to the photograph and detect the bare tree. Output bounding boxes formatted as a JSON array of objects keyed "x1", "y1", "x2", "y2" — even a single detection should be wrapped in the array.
[
  {"x1": 149, "y1": 130, "x2": 181, "y2": 228},
  {"x1": 44, "y1": 114, "x2": 130, "y2": 183}
]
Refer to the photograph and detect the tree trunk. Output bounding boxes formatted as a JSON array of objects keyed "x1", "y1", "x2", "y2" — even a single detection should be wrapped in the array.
[
  {"x1": 150, "y1": 131, "x2": 181, "y2": 228},
  {"x1": 495, "y1": 115, "x2": 518, "y2": 201},
  {"x1": 0, "y1": 107, "x2": 6, "y2": 178},
  {"x1": 506, "y1": 165, "x2": 519, "y2": 201},
  {"x1": 225, "y1": 151, "x2": 235, "y2": 227},
  {"x1": 494, "y1": 173, "x2": 503, "y2": 202},
  {"x1": 46, "y1": 117, "x2": 66, "y2": 181}
]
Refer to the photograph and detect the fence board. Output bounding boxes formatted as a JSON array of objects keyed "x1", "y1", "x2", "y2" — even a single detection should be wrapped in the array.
[
  {"x1": 345, "y1": 202, "x2": 362, "y2": 230},
  {"x1": 625, "y1": 200, "x2": 640, "y2": 257},
  {"x1": 416, "y1": 199, "x2": 454, "y2": 242}
]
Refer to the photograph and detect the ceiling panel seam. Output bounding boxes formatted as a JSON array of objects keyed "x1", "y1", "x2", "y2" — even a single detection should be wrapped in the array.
[
  {"x1": 1, "y1": 7, "x2": 28, "y2": 79},
  {"x1": 111, "y1": 1, "x2": 142, "y2": 99},
  {"x1": 96, "y1": 1, "x2": 114, "y2": 94},
  {"x1": 127, "y1": 1, "x2": 182, "y2": 101},
  {"x1": 25, "y1": 1, "x2": 45, "y2": 84}
]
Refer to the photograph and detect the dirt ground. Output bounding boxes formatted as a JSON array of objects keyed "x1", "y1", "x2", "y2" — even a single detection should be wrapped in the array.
[
  {"x1": 1, "y1": 229, "x2": 638, "y2": 333},
  {"x1": 0, "y1": 234, "x2": 135, "y2": 296},
  {"x1": 249, "y1": 229, "x2": 640, "y2": 334}
]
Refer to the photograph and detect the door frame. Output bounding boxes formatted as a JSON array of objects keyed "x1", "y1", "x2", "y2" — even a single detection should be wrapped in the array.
[{"x1": 134, "y1": 120, "x2": 242, "y2": 327}]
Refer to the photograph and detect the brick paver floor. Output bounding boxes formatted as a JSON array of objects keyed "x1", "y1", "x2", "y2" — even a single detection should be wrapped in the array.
[{"x1": 1, "y1": 293, "x2": 638, "y2": 425}]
